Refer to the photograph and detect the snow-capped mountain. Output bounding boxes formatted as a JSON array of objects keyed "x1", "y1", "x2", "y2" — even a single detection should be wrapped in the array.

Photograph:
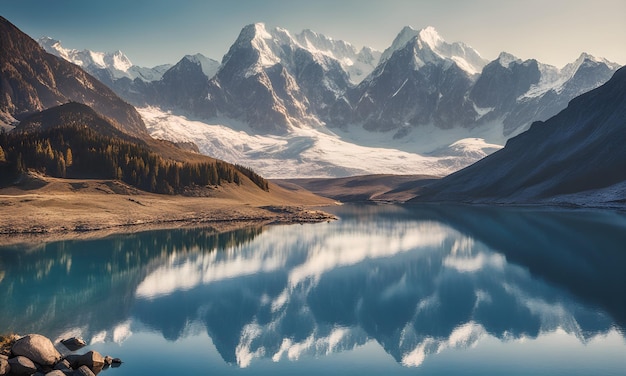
[
  {"x1": 415, "y1": 66, "x2": 626, "y2": 206},
  {"x1": 183, "y1": 53, "x2": 220, "y2": 79},
  {"x1": 347, "y1": 26, "x2": 487, "y2": 135},
  {"x1": 39, "y1": 23, "x2": 621, "y2": 178},
  {"x1": 470, "y1": 51, "x2": 621, "y2": 136},
  {"x1": 378, "y1": 26, "x2": 487, "y2": 75},
  {"x1": 38, "y1": 37, "x2": 173, "y2": 82},
  {"x1": 293, "y1": 29, "x2": 381, "y2": 84}
]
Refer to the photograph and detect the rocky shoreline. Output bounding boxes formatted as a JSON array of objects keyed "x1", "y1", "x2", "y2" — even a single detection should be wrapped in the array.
[
  {"x1": 0, "y1": 204, "x2": 337, "y2": 246},
  {"x1": 0, "y1": 334, "x2": 119, "y2": 376}
]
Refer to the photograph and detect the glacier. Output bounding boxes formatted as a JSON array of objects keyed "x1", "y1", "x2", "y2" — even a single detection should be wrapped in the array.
[{"x1": 139, "y1": 107, "x2": 502, "y2": 179}]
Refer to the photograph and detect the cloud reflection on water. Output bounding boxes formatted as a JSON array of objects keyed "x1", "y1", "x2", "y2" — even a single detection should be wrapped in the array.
[{"x1": 0, "y1": 205, "x2": 624, "y2": 369}]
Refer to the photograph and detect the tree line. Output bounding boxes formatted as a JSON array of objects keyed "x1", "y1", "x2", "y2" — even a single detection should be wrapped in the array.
[{"x1": 0, "y1": 125, "x2": 269, "y2": 194}]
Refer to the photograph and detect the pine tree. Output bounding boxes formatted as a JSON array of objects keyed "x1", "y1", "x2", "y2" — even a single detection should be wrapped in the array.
[{"x1": 65, "y1": 148, "x2": 73, "y2": 167}]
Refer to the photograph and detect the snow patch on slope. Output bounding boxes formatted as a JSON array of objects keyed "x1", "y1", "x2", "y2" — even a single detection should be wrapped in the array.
[
  {"x1": 139, "y1": 107, "x2": 504, "y2": 179},
  {"x1": 184, "y1": 53, "x2": 220, "y2": 78},
  {"x1": 520, "y1": 53, "x2": 621, "y2": 100}
]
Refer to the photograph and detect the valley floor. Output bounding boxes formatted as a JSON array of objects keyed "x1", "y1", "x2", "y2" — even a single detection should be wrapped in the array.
[{"x1": 0, "y1": 172, "x2": 337, "y2": 246}]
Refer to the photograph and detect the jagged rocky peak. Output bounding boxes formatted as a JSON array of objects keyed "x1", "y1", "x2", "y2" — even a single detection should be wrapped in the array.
[
  {"x1": 222, "y1": 23, "x2": 295, "y2": 74},
  {"x1": 496, "y1": 52, "x2": 522, "y2": 68},
  {"x1": 379, "y1": 25, "x2": 487, "y2": 75},
  {"x1": 379, "y1": 25, "x2": 446, "y2": 62},
  {"x1": 417, "y1": 26, "x2": 445, "y2": 48},
  {"x1": 357, "y1": 46, "x2": 379, "y2": 64},
  {"x1": 295, "y1": 28, "x2": 357, "y2": 57},
  {"x1": 181, "y1": 53, "x2": 220, "y2": 79}
]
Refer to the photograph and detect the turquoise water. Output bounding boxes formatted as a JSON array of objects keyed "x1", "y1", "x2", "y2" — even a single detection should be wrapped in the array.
[{"x1": 1, "y1": 204, "x2": 625, "y2": 375}]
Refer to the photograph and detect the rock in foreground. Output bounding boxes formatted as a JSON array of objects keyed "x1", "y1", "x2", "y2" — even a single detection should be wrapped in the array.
[{"x1": 0, "y1": 333, "x2": 121, "y2": 376}]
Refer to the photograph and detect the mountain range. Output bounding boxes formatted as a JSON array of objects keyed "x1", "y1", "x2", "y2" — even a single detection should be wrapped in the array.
[
  {"x1": 37, "y1": 23, "x2": 620, "y2": 178},
  {"x1": 412, "y1": 65, "x2": 626, "y2": 206},
  {"x1": 0, "y1": 16, "x2": 275, "y2": 196}
]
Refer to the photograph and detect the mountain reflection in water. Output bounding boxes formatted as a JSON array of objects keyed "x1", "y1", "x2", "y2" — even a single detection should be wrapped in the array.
[{"x1": 0, "y1": 204, "x2": 624, "y2": 370}]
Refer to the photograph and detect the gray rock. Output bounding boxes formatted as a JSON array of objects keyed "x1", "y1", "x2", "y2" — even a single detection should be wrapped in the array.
[
  {"x1": 60, "y1": 338, "x2": 86, "y2": 352},
  {"x1": 64, "y1": 351, "x2": 104, "y2": 373},
  {"x1": 8, "y1": 356, "x2": 37, "y2": 375},
  {"x1": 0, "y1": 356, "x2": 10, "y2": 376},
  {"x1": 45, "y1": 371, "x2": 66, "y2": 376},
  {"x1": 53, "y1": 359, "x2": 71, "y2": 371},
  {"x1": 72, "y1": 365, "x2": 96, "y2": 376},
  {"x1": 11, "y1": 334, "x2": 62, "y2": 366}
]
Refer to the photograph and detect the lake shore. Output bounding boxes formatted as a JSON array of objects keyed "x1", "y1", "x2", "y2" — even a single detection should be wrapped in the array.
[{"x1": 0, "y1": 173, "x2": 338, "y2": 246}]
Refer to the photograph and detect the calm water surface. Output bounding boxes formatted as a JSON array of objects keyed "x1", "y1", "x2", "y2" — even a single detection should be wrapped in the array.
[{"x1": 1, "y1": 204, "x2": 625, "y2": 375}]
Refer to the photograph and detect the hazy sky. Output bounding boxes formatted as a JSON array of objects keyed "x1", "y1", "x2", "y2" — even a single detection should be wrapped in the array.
[{"x1": 3, "y1": 0, "x2": 625, "y2": 68}]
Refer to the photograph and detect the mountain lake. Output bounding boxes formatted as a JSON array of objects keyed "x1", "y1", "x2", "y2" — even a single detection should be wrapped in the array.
[{"x1": 1, "y1": 204, "x2": 625, "y2": 375}]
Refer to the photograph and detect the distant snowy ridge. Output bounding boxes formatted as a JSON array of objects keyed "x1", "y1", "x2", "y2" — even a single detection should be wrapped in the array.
[
  {"x1": 294, "y1": 28, "x2": 382, "y2": 84},
  {"x1": 38, "y1": 37, "x2": 173, "y2": 81},
  {"x1": 519, "y1": 52, "x2": 622, "y2": 100}
]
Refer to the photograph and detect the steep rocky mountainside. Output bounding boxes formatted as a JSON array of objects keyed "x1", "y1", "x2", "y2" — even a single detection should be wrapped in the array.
[{"x1": 0, "y1": 17, "x2": 148, "y2": 139}]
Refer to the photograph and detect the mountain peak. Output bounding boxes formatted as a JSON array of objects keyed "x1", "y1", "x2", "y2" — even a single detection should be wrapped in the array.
[
  {"x1": 380, "y1": 25, "x2": 486, "y2": 75},
  {"x1": 573, "y1": 52, "x2": 620, "y2": 69},
  {"x1": 182, "y1": 53, "x2": 220, "y2": 78},
  {"x1": 238, "y1": 22, "x2": 274, "y2": 42},
  {"x1": 380, "y1": 26, "x2": 419, "y2": 62},
  {"x1": 496, "y1": 52, "x2": 521, "y2": 68},
  {"x1": 417, "y1": 26, "x2": 444, "y2": 49}
]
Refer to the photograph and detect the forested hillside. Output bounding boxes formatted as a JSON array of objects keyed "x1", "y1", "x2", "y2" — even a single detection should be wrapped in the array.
[{"x1": 0, "y1": 103, "x2": 269, "y2": 193}]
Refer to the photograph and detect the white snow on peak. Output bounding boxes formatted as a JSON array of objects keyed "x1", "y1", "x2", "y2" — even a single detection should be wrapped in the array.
[
  {"x1": 230, "y1": 23, "x2": 380, "y2": 84},
  {"x1": 295, "y1": 29, "x2": 357, "y2": 59},
  {"x1": 418, "y1": 26, "x2": 444, "y2": 49},
  {"x1": 233, "y1": 23, "x2": 294, "y2": 77},
  {"x1": 254, "y1": 22, "x2": 273, "y2": 39},
  {"x1": 37, "y1": 36, "x2": 170, "y2": 82},
  {"x1": 183, "y1": 53, "x2": 220, "y2": 78},
  {"x1": 380, "y1": 26, "x2": 487, "y2": 76},
  {"x1": 294, "y1": 29, "x2": 381, "y2": 84},
  {"x1": 561, "y1": 52, "x2": 621, "y2": 77},
  {"x1": 520, "y1": 52, "x2": 619, "y2": 100},
  {"x1": 380, "y1": 26, "x2": 420, "y2": 63},
  {"x1": 107, "y1": 50, "x2": 133, "y2": 72},
  {"x1": 497, "y1": 52, "x2": 521, "y2": 68}
]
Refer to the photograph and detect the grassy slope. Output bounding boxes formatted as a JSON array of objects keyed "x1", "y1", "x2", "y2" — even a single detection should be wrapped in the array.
[{"x1": 0, "y1": 172, "x2": 336, "y2": 244}]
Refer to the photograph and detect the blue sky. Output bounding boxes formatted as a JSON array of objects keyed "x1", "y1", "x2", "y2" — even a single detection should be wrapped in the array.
[{"x1": 3, "y1": 0, "x2": 625, "y2": 68}]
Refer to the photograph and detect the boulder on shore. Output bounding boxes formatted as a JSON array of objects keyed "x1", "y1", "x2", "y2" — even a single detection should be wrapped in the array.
[
  {"x1": 7, "y1": 355, "x2": 37, "y2": 375},
  {"x1": 65, "y1": 350, "x2": 105, "y2": 373},
  {"x1": 0, "y1": 355, "x2": 10, "y2": 375},
  {"x1": 73, "y1": 365, "x2": 97, "y2": 376},
  {"x1": 11, "y1": 334, "x2": 61, "y2": 366},
  {"x1": 60, "y1": 338, "x2": 86, "y2": 352},
  {"x1": 1, "y1": 333, "x2": 120, "y2": 376}
]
